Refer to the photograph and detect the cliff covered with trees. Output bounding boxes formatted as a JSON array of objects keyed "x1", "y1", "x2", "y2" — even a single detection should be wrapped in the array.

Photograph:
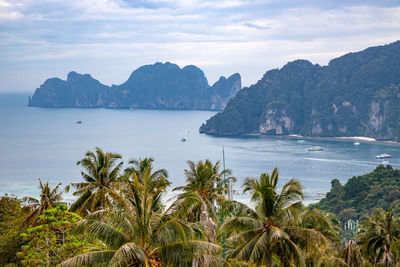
[
  {"x1": 200, "y1": 41, "x2": 400, "y2": 140},
  {"x1": 315, "y1": 165, "x2": 400, "y2": 221}
]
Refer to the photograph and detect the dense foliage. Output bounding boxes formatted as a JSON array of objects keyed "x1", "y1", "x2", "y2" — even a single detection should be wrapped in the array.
[
  {"x1": 315, "y1": 165, "x2": 400, "y2": 221},
  {"x1": 356, "y1": 208, "x2": 400, "y2": 266},
  {"x1": 221, "y1": 168, "x2": 340, "y2": 266},
  {"x1": 22, "y1": 179, "x2": 63, "y2": 226},
  {"x1": 61, "y1": 157, "x2": 219, "y2": 266},
  {"x1": 0, "y1": 195, "x2": 29, "y2": 265},
  {"x1": 200, "y1": 41, "x2": 400, "y2": 140},
  {"x1": 18, "y1": 205, "x2": 91, "y2": 266},
  {"x1": 28, "y1": 62, "x2": 241, "y2": 110},
  {"x1": 2, "y1": 147, "x2": 400, "y2": 266}
]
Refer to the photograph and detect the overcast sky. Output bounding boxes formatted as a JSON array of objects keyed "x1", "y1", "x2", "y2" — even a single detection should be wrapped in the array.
[{"x1": 0, "y1": 0, "x2": 399, "y2": 92}]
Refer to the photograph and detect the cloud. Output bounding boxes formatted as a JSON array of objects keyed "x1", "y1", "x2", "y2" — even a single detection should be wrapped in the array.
[
  {"x1": 0, "y1": 0, "x2": 10, "y2": 7},
  {"x1": 0, "y1": 11, "x2": 23, "y2": 20},
  {"x1": 0, "y1": 0, "x2": 24, "y2": 20},
  {"x1": 243, "y1": 23, "x2": 269, "y2": 30},
  {"x1": 0, "y1": 0, "x2": 399, "y2": 91}
]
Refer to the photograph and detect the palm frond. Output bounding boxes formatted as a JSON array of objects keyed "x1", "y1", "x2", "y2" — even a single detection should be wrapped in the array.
[
  {"x1": 59, "y1": 250, "x2": 115, "y2": 267},
  {"x1": 107, "y1": 242, "x2": 146, "y2": 267}
]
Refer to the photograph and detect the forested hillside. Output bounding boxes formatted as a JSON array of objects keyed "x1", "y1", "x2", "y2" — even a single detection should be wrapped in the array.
[
  {"x1": 200, "y1": 41, "x2": 400, "y2": 140},
  {"x1": 314, "y1": 165, "x2": 400, "y2": 221}
]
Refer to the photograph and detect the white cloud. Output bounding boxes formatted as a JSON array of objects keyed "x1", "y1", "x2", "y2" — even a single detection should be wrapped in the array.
[
  {"x1": 0, "y1": 0, "x2": 10, "y2": 7},
  {"x1": 0, "y1": 11, "x2": 23, "y2": 20},
  {"x1": 0, "y1": 0, "x2": 24, "y2": 20},
  {"x1": 0, "y1": 0, "x2": 400, "y2": 91}
]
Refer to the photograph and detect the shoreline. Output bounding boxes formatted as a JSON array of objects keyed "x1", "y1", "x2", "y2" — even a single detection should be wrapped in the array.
[
  {"x1": 213, "y1": 132, "x2": 400, "y2": 146},
  {"x1": 284, "y1": 134, "x2": 400, "y2": 146}
]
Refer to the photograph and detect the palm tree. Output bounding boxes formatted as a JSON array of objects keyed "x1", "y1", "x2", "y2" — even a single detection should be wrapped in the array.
[
  {"x1": 222, "y1": 168, "x2": 337, "y2": 266},
  {"x1": 300, "y1": 208, "x2": 341, "y2": 265},
  {"x1": 316, "y1": 256, "x2": 346, "y2": 267},
  {"x1": 22, "y1": 179, "x2": 63, "y2": 225},
  {"x1": 173, "y1": 160, "x2": 231, "y2": 243},
  {"x1": 124, "y1": 157, "x2": 170, "y2": 196},
  {"x1": 340, "y1": 240, "x2": 364, "y2": 267},
  {"x1": 60, "y1": 158, "x2": 220, "y2": 266},
  {"x1": 66, "y1": 147, "x2": 124, "y2": 215},
  {"x1": 356, "y1": 208, "x2": 400, "y2": 266}
]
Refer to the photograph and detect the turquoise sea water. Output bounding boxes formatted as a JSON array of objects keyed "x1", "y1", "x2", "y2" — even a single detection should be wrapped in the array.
[{"x1": 1, "y1": 93, "x2": 400, "y2": 203}]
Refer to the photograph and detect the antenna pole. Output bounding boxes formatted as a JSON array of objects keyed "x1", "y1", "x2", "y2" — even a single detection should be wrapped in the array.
[{"x1": 223, "y1": 145, "x2": 233, "y2": 200}]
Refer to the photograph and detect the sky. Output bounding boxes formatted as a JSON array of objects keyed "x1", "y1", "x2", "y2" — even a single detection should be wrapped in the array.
[{"x1": 0, "y1": 0, "x2": 399, "y2": 92}]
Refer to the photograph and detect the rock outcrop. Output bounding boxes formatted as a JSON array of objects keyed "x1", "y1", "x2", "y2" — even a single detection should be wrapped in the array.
[{"x1": 28, "y1": 62, "x2": 241, "y2": 111}]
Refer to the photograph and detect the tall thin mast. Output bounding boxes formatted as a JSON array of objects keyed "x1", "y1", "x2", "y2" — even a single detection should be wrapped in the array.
[{"x1": 223, "y1": 145, "x2": 233, "y2": 201}]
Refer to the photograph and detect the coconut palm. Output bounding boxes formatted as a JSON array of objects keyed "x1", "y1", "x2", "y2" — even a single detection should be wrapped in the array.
[
  {"x1": 22, "y1": 179, "x2": 63, "y2": 225},
  {"x1": 340, "y1": 240, "x2": 364, "y2": 267},
  {"x1": 66, "y1": 147, "x2": 124, "y2": 215},
  {"x1": 60, "y1": 158, "x2": 220, "y2": 267},
  {"x1": 173, "y1": 160, "x2": 232, "y2": 243},
  {"x1": 124, "y1": 157, "x2": 170, "y2": 196},
  {"x1": 356, "y1": 208, "x2": 400, "y2": 266},
  {"x1": 316, "y1": 256, "x2": 346, "y2": 267},
  {"x1": 222, "y1": 168, "x2": 337, "y2": 266},
  {"x1": 300, "y1": 208, "x2": 341, "y2": 265}
]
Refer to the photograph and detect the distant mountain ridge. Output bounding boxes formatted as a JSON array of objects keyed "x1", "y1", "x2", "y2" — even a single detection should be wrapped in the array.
[
  {"x1": 200, "y1": 41, "x2": 400, "y2": 140},
  {"x1": 28, "y1": 62, "x2": 241, "y2": 110}
]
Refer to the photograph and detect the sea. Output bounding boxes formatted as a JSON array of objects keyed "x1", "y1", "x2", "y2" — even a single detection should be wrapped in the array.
[{"x1": 1, "y1": 93, "x2": 400, "y2": 204}]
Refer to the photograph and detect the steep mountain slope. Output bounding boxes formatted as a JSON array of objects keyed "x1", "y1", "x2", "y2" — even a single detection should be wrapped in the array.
[
  {"x1": 200, "y1": 41, "x2": 400, "y2": 140},
  {"x1": 28, "y1": 62, "x2": 241, "y2": 110}
]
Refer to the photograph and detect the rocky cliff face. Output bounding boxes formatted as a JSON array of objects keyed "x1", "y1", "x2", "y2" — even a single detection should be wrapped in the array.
[
  {"x1": 28, "y1": 72, "x2": 109, "y2": 107},
  {"x1": 28, "y1": 62, "x2": 241, "y2": 110},
  {"x1": 197, "y1": 73, "x2": 241, "y2": 110},
  {"x1": 200, "y1": 41, "x2": 400, "y2": 140}
]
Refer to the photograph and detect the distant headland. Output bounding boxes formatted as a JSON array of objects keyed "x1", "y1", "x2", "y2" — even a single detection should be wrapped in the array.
[
  {"x1": 28, "y1": 62, "x2": 241, "y2": 111},
  {"x1": 200, "y1": 40, "x2": 400, "y2": 141}
]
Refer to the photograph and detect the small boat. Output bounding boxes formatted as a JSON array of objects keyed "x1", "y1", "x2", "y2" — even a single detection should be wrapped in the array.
[
  {"x1": 76, "y1": 121, "x2": 82, "y2": 124},
  {"x1": 376, "y1": 154, "x2": 392, "y2": 159},
  {"x1": 308, "y1": 146, "x2": 322, "y2": 151},
  {"x1": 353, "y1": 141, "x2": 360, "y2": 146},
  {"x1": 181, "y1": 138, "x2": 186, "y2": 142},
  {"x1": 297, "y1": 140, "x2": 305, "y2": 143}
]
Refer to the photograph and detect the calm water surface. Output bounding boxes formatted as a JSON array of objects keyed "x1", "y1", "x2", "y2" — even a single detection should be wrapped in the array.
[{"x1": 1, "y1": 93, "x2": 400, "y2": 203}]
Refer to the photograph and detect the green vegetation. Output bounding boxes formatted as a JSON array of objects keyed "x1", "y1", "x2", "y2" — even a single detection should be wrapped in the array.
[
  {"x1": 200, "y1": 41, "x2": 400, "y2": 140},
  {"x1": 221, "y1": 168, "x2": 339, "y2": 266},
  {"x1": 315, "y1": 165, "x2": 400, "y2": 221},
  {"x1": 22, "y1": 179, "x2": 63, "y2": 226},
  {"x1": 18, "y1": 205, "x2": 91, "y2": 266},
  {"x1": 2, "y1": 147, "x2": 400, "y2": 266},
  {"x1": 0, "y1": 195, "x2": 29, "y2": 265},
  {"x1": 66, "y1": 147, "x2": 124, "y2": 216},
  {"x1": 173, "y1": 160, "x2": 231, "y2": 243},
  {"x1": 356, "y1": 208, "x2": 400, "y2": 266},
  {"x1": 61, "y1": 157, "x2": 219, "y2": 266}
]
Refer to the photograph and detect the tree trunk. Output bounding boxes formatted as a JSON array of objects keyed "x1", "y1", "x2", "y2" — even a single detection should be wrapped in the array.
[
  {"x1": 192, "y1": 201, "x2": 217, "y2": 267},
  {"x1": 46, "y1": 237, "x2": 50, "y2": 267},
  {"x1": 200, "y1": 200, "x2": 217, "y2": 243}
]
